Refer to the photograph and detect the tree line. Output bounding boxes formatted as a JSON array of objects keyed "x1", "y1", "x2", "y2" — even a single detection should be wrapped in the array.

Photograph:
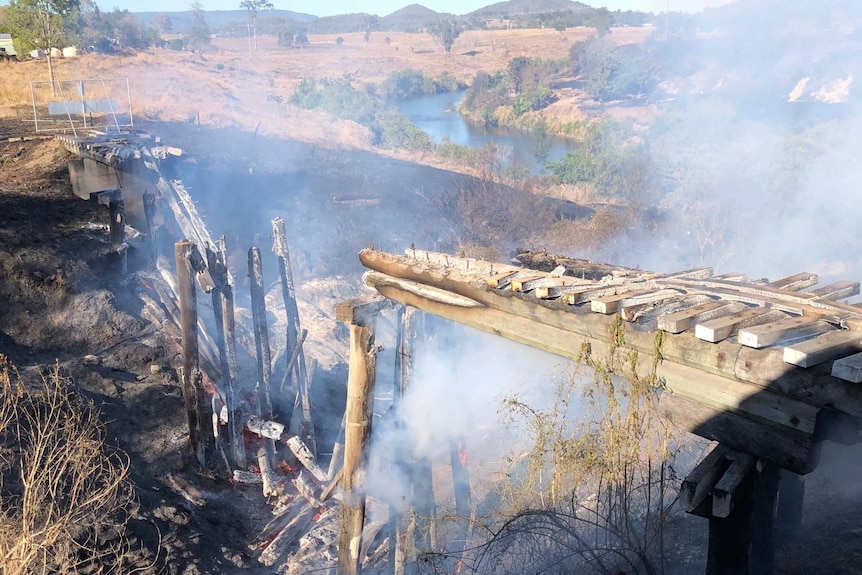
[{"x1": 0, "y1": 0, "x2": 216, "y2": 55}]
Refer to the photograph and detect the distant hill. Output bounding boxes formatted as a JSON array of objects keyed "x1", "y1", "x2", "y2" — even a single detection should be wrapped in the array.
[
  {"x1": 381, "y1": 4, "x2": 441, "y2": 32},
  {"x1": 384, "y1": 4, "x2": 440, "y2": 19},
  {"x1": 307, "y1": 13, "x2": 376, "y2": 34},
  {"x1": 135, "y1": 9, "x2": 316, "y2": 33},
  {"x1": 469, "y1": 0, "x2": 593, "y2": 18}
]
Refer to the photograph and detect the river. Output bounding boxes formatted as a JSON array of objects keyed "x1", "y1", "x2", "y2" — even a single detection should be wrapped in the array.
[{"x1": 395, "y1": 91, "x2": 577, "y2": 174}]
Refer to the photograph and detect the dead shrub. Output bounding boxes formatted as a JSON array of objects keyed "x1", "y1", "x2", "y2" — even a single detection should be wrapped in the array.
[
  {"x1": 434, "y1": 176, "x2": 555, "y2": 251},
  {"x1": 541, "y1": 205, "x2": 634, "y2": 256},
  {"x1": 471, "y1": 324, "x2": 681, "y2": 575},
  {"x1": 0, "y1": 355, "x2": 154, "y2": 575}
]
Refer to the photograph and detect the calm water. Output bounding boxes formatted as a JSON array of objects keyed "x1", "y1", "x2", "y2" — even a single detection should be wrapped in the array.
[{"x1": 395, "y1": 91, "x2": 577, "y2": 174}]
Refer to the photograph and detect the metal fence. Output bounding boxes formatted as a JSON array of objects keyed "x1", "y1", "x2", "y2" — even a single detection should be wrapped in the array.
[{"x1": 29, "y1": 78, "x2": 133, "y2": 134}]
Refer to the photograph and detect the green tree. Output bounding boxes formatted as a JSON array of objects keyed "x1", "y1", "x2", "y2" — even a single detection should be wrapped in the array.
[
  {"x1": 586, "y1": 7, "x2": 614, "y2": 37},
  {"x1": 239, "y1": 0, "x2": 272, "y2": 50},
  {"x1": 429, "y1": 17, "x2": 461, "y2": 54},
  {"x1": 277, "y1": 27, "x2": 294, "y2": 47},
  {"x1": 185, "y1": 1, "x2": 210, "y2": 53},
  {"x1": 362, "y1": 14, "x2": 378, "y2": 48},
  {"x1": 151, "y1": 13, "x2": 172, "y2": 43},
  {"x1": 3, "y1": 0, "x2": 80, "y2": 87}
]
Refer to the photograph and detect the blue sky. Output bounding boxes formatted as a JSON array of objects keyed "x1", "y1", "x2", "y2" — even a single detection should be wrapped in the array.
[{"x1": 0, "y1": 0, "x2": 736, "y2": 16}]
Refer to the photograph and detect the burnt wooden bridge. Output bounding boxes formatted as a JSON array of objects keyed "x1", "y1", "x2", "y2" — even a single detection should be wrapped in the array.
[
  {"x1": 340, "y1": 247, "x2": 862, "y2": 574},
  {"x1": 57, "y1": 129, "x2": 861, "y2": 573}
]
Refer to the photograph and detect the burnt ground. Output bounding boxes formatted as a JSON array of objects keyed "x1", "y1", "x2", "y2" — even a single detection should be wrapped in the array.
[
  {"x1": 0, "y1": 126, "x2": 272, "y2": 575},
  {"x1": 3, "y1": 119, "x2": 862, "y2": 574}
]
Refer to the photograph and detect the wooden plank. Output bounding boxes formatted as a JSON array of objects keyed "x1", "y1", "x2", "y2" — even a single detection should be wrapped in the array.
[
  {"x1": 658, "y1": 393, "x2": 817, "y2": 474},
  {"x1": 810, "y1": 281, "x2": 860, "y2": 301},
  {"x1": 258, "y1": 446, "x2": 281, "y2": 497},
  {"x1": 259, "y1": 503, "x2": 316, "y2": 567},
  {"x1": 287, "y1": 436, "x2": 328, "y2": 482},
  {"x1": 216, "y1": 236, "x2": 245, "y2": 470},
  {"x1": 536, "y1": 279, "x2": 603, "y2": 300},
  {"x1": 711, "y1": 273, "x2": 747, "y2": 282},
  {"x1": 623, "y1": 294, "x2": 714, "y2": 323},
  {"x1": 680, "y1": 445, "x2": 730, "y2": 511},
  {"x1": 363, "y1": 272, "x2": 819, "y2": 435},
  {"x1": 562, "y1": 281, "x2": 657, "y2": 305},
  {"x1": 738, "y1": 316, "x2": 833, "y2": 349},
  {"x1": 712, "y1": 452, "x2": 757, "y2": 518},
  {"x1": 695, "y1": 309, "x2": 787, "y2": 343},
  {"x1": 616, "y1": 289, "x2": 687, "y2": 315},
  {"x1": 511, "y1": 274, "x2": 552, "y2": 292},
  {"x1": 664, "y1": 278, "x2": 862, "y2": 320},
  {"x1": 487, "y1": 270, "x2": 519, "y2": 288},
  {"x1": 783, "y1": 330, "x2": 862, "y2": 368},
  {"x1": 664, "y1": 267, "x2": 714, "y2": 280},
  {"x1": 246, "y1": 416, "x2": 285, "y2": 440},
  {"x1": 832, "y1": 352, "x2": 862, "y2": 383},
  {"x1": 510, "y1": 271, "x2": 568, "y2": 292},
  {"x1": 768, "y1": 273, "x2": 819, "y2": 291},
  {"x1": 658, "y1": 301, "x2": 745, "y2": 334},
  {"x1": 590, "y1": 288, "x2": 664, "y2": 314}
]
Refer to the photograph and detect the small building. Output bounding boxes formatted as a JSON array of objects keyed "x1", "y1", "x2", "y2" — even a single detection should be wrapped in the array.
[{"x1": 0, "y1": 33, "x2": 17, "y2": 58}]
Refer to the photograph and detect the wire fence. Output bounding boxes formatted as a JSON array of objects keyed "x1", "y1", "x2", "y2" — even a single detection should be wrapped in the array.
[{"x1": 29, "y1": 78, "x2": 133, "y2": 135}]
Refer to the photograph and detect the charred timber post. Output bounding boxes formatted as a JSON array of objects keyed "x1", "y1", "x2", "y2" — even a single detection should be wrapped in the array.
[
  {"x1": 706, "y1": 470, "x2": 754, "y2": 575},
  {"x1": 450, "y1": 438, "x2": 472, "y2": 519},
  {"x1": 175, "y1": 240, "x2": 211, "y2": 465},
  {"x1": 208, "y1": 244, "x2": 246, "y2": 469},
  {"x1": 143, "y1": 192, "x2": 157, "y2": 259},
  {"x1": 336, "y1": 297, "x2": 383, "y2": 575},
  {"x1": 248, "y1": 246, "x2": 274, "y2": 418},
  {"x1": 388, "y1": 306, "x2": 411, "y2": 575},
  {"x1": 272, "y1": 217, "x2": 303, "y2": 391},
  {"x1": 777, "y1": 470, "x2": 804, "y2": 541},
  {"x1": 750, "y1": 464, "x2": 780, "y2": 574},
  {"x1": 273, "y1": 218, "x2": 316, "y2": 454},
  {"x1": 407, "y1": 313, "x2": 437, "y2": 556},
  {"x1": 219, "y1": 236, "x2": 240, "y2": 388}
]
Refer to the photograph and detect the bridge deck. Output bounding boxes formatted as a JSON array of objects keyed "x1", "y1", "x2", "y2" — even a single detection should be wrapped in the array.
[{"x1": 358, "y1": 248, "x2": 862, "y2": 473}]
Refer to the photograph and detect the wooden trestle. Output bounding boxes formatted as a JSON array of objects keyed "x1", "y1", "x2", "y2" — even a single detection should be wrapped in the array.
[{"x1": 338, "y1": 247, "x2": 862, "y2": 575}]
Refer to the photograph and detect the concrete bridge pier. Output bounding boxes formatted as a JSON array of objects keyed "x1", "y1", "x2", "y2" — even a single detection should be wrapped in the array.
[{"x1": 68, "y1": 156, "x2": 152, "y2": 232}]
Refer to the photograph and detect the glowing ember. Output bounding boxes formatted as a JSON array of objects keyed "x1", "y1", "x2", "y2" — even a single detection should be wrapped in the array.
[{"x1": 457, "y1": 440, "x2": 468, "y2": 466}]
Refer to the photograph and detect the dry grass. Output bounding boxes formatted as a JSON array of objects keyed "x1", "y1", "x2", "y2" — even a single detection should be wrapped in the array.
[
  {"x1": 476, "y1": 323, "x2": 680, "y2": 574},
  {"x1": 0, "y1": 355, "x2": 153, "y2": 575},
  {"x1": 0, "y1": 26, "x2": 653, "y2": 152}
]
